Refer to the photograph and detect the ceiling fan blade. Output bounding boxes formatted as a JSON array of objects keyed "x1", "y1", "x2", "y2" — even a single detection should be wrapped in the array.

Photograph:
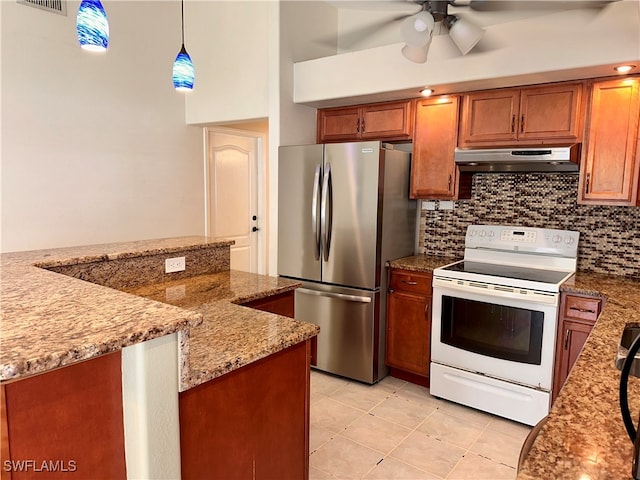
[
  {"x1": 468, "y1": 0, "x2": 619, "y2": 12},
  {"x1": 314, "y1": 13, "x2": 413, "y2": 48},
  {"x1": 326, "y1": 0, "x2": 422, "y2": 11}
]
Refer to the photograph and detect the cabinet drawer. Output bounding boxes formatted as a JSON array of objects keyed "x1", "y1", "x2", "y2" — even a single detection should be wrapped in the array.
[
  {"x1": 562, "y1": 295, "x2": 602, "y2": 322},
  {"x1": 390, "y1": 270, "x2": 432, "y2": 296}
]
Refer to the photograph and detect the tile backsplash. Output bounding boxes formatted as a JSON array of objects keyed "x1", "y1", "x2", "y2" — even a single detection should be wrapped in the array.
[{"x1": 418, "y1": 173, "x2": 640, "y2": 279}]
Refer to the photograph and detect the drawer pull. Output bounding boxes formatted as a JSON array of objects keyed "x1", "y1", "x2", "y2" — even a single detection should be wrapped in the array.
[
  {"x1": 402, "y1": 280, "x2": 418, "y2": 286},
  {"x1": 569, "y1": 306, "x2": 596, "y2": 314}
]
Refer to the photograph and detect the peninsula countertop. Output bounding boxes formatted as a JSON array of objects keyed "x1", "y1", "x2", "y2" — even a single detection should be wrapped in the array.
[
  {"x1": 0, "y1": 237, "x2": 318, "y2": 391},
  {"x1": 391, "y1": 254, "x2": 640, "y2": 479}
]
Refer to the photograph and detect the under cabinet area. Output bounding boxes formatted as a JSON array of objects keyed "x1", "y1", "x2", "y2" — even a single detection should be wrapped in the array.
[
  {"x1": 579, "y1": 76, "x2": 640, "y2": 206},
  {"x1": 240, "y1": 290, "x2": 294, "y2": 318},
  {"x1": 458, "y1": 81, "x2": 585, "y2": 147},
  {"x1": 552, "y1": 293, "x2": 603, "y2": 402},
  {"x1": 386, "y1": 268, "x2": 433, "y2": 387},
  {"x1": 411, "y1": 95, "x2": 471, "y2": 200},
  {"x1": 316, "y1": 100, "x2": 413, "y2": 143}
]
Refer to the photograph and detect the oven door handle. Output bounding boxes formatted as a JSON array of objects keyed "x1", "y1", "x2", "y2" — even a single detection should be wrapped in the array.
[{"x1": 432, "y1": 277, "x2": 558, "y2": 306}]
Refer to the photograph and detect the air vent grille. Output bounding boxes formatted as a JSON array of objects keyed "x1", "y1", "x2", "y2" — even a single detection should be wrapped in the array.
[{"x1": 17, "y1": 0, "x2": 67, "y2": 15}]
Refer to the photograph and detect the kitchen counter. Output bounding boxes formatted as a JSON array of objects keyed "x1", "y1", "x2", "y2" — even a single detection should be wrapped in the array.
[
  {"x1": 518, "y1": 271, "x2": 640, "y2": 480},
  {"x1": 123, "y1": 270, "x2": 318, "y2": 389},
  {"x1": 391, "y1": 255, "x2": 640, "y2": 479},
  {"x1": 0, "y1": 237, "x2": 317, "y2": 391}
]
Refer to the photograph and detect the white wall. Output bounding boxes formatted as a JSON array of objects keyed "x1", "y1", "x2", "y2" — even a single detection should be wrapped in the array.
[
  {"x1": 184, "y1": 1, "x2": 270, "y2": 125},
  {"x1": 1, "y1": 1, "x2": 205, "y2": 253}
]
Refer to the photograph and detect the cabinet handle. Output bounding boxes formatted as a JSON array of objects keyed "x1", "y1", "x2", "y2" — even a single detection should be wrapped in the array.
[
  {"x1": 585, "y1": 173, "x2": 591, "y2": 194},
  {"x1": 448, "y1": 175, "x2": 452, "y2": 191},
  {"x1": 401, "y1": 280, "x2": 418, "y2": 285},
  {"x1": 569, "y1": 306, "x2": 596, "y2": 314},
  {"x1": 356, "y1": 118, "x2": 360, "y2": 133},
  {"x1": 520, "y1": 114, "x2": 525, "y2": 133},
  {"x1": 564, "y1": 328, "x2": 571, "y2": 350},
  {"x1": 424, "y1": 303, "x2": 430, "y2": 320},
  {"x1": 511, "y1": 115, "x2": 515, "y2": 133},
  {"x1": 388, "y1": 288, "x2": 395, "y2": 294}
]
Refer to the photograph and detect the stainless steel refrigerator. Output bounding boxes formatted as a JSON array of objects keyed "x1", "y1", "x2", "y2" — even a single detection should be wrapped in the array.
[{"x1": 278, "y1": 141, "x2": 416, "y2": 384}]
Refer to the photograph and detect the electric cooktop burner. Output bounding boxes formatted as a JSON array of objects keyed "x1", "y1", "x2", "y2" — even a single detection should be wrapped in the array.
[{"x1": 441, "y1": 260, "x2": 572, "y2": 285}]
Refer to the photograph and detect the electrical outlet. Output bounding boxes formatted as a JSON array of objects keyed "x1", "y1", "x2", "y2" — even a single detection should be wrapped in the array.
[{"x1": 165, "y1": 256, "x2": 186, "y2": 273}]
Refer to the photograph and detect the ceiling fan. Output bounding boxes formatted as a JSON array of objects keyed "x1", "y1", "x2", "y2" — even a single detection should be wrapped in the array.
[{"x1": 330, "y1": 0, "x2": 619, "y2": 63}]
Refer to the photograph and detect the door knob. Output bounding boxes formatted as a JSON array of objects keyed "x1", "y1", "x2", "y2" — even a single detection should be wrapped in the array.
[
  {"x1": 252, "y1": 215, "x2": 257, "y2": 221},
  {"x1": 252, "y1": 226, "x2": 259, "y2": 232}
]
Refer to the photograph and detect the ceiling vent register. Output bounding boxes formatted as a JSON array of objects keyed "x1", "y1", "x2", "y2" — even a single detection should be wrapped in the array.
[{"x1": 17, "y1": 0, "x2": 66, "y2": 15}]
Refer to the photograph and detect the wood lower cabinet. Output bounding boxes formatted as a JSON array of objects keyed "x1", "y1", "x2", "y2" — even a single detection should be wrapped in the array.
[
  {"x1": 317, "y1": 100, "x2": 413, "y2": 143},
  {"x1": 411, "y1": 95, "x2": 471, "y2": 200},
  {"x1": 241, "y1": 290, "x2": 294, "y2": 318},
  {"x1": 386, "y1": 269, "x2": 432, "y2": 387},
  {"x1": 179, "y1": 340, "x2": 311, "y2": 480},
  {"x1": 579, "y1": 76, "x2": 640, "y2": 205},
  {"x1": 552, "y1": 293, "x2": 603, "y2": 402},
  {"x1": 1, "y1": 352, "x2": 127, "y2": 479},
  {"x1": 458, "y1": 82, "x2": 584, "y2": 147}
]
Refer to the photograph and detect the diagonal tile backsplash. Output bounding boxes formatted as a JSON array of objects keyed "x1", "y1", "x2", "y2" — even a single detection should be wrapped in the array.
[{"x1": 418, "y1": 173, "x2": 640, "y2": 279}]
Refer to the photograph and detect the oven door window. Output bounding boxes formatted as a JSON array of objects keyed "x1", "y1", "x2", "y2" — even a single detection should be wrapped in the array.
[{"x1": 441, "y1": 295, "x2": 544, "y2": 365}]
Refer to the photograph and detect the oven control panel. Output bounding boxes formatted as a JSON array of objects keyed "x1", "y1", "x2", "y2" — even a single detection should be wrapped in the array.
[{"x1": 466, "y1": 225, "x2": 579, "y2": 256}]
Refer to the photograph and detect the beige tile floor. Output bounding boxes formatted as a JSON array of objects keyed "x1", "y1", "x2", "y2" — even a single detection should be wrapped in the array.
[{"x1": 309, "y1": 370, "x2": 532, "y2": 480}]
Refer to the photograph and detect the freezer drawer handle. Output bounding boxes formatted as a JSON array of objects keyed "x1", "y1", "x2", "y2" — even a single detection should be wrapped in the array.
[
  {"x1": 297, "y1": 288, "x2": 372, "y2": 304},
  {"x1": 311, "y1": 164, "x2": 322, "y2": 260}
]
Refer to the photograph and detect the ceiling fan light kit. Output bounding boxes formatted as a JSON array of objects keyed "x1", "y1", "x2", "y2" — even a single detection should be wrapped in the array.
[
  {"x1": 444, "y1": 14, "x2": 485, "y2": 56},
  {"x1": 402, "y1": 44, "x2": 431, "y2": 63}
]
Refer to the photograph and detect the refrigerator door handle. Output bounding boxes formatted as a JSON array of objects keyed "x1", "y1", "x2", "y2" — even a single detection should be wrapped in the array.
[
  {"x1": 297, "y1": 288, "x2": 372, "y2": 304},
  {"x1": 321, "y1": 162, "x2": 333, "y2": 262},
  {"x1": 311, "y1": 164, "x2": 322, "y2": 261}
]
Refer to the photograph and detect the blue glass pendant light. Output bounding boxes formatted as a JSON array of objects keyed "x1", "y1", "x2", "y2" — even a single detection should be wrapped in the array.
[
  {"x1": 173, "y1": 0, "x2": 195, "y2": 91},
  {"x1": 76, "y1": 0, "x2": 109, "y2": 52}
]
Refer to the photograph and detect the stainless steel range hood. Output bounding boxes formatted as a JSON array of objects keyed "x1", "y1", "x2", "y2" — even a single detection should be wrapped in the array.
[{"x1": 455, "y1": 145, "x2": 580, "y2": 173}]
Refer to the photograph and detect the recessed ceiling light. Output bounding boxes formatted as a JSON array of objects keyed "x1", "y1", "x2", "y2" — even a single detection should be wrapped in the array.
[
  {"x1": 420, "y1": 88, "x2": 434, "y2": 96},
  {"x1": 615, "y1": 65, "x2": 636, "y2": 74}
]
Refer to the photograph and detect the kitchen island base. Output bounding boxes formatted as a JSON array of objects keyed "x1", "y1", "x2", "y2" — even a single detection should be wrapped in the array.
[{"x1": 179, "y1": 340, "x2": 311, "y2": 480}]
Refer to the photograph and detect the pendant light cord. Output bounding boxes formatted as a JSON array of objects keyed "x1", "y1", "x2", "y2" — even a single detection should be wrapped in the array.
[{"x1": 181, "y1": 0, "x2": 185, "y2": 46}]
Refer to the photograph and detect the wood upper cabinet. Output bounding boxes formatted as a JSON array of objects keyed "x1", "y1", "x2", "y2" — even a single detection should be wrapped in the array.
[
  {"x1": 386, "y1": 269, "x2": 433, "y2": 386},
  {"x1": 579, "y1": 76, "x2": 640, "y2": 206},
  {"x1": 411, "y1": 95, "x2": 471, "y2": 200},
  {"x1": 552, "y1": 293, "x2": 603, "y2": 402},
  {"x1": 317, "y1": 100, "x2": 413, "y2": 143},
  {"x1": 459, "y1": 82, "x2": 584, "y2": 147}
]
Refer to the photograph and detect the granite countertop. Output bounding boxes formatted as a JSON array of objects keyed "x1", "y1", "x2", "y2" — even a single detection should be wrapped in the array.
[
  {"x1": 123, "y1": 270, "x2": 319, "y2": 390},
  {"x1": 518, "y1": 271, "x2": 640, "y2": 480},
  {"x1": 392, "y1": 255, "x2": 640, "y2": 479},
  {"x1": 0, "y1": 237, "x2": 318, "y2": 392}
]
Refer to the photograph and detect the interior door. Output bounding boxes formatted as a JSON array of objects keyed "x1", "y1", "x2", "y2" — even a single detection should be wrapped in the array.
[{"x1": 207, "y1": 129, "x2": 263, "y2": 273}]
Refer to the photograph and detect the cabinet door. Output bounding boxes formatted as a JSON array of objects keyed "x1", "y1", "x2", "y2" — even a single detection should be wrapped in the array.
[
  {"x1": 518, "y1": 82, "x2": 584, "y2": 142},
  {"x1": 316, "y1": 107, "x2": 361, "y2": 143},
  {"x1": 411, "y1": 95, "x2": 471, "y2": 199},
  {"x1": 360, "y1": 101, "x2": 413, "y2": 141},
  {"x1": 386, "y1": 290, "x2": 431, "y2": 377},
  {"x1": 552, "y1": 294, "x2": 601, "y2": 402},
  {"x1": 579, "y1": 77, "x2": 640, "y2": 205},
  {"x1": 458, "y1": 89, "x2": 520, "y2": 146}
]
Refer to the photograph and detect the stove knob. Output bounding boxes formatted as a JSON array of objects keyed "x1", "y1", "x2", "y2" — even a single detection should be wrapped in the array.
[
  {"x1": 565, "y1": 236, "x2": 575, "y2": 245},
  {"x1": 488, "y1": 231, "x2": 495, "y2": 238},
  {"x1": 468, "y1": 229, "x2": 477, "y2": 237},
  {"x1": 552, "y1": 235, "x2": 562, "y2": 243},
  {"x1": 479, "y1": 230, "x2": 486, "y2": 237}
]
